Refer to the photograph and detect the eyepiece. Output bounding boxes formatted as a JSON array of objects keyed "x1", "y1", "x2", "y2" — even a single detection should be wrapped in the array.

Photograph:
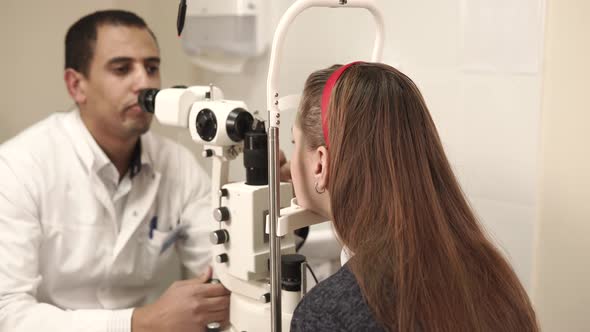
[
  {"x1": 196, "y1": 109, "x2": 218, "y2": 142},
  {"x1": 226, "y1": 108, "x2": 254, "y2": 142},
  {"x1": 138, "y1": 89, "x2": 160, "y2": 114}
]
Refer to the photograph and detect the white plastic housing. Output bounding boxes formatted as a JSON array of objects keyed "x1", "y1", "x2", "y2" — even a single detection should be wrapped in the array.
[
  {"x1": 152, "y1": 86, "x2": 224, "y2": 128},
  {"x1": 214, "y1": 181, "x2": 295, "y2": 281},
  {"x1": 188, "y1": 99, "x2": 251, "y2": 146}
]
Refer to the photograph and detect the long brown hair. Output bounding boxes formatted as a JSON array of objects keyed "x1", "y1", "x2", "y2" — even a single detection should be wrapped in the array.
[{"x1": 296, "y1": 63, "x2": 538, "y2": 332}]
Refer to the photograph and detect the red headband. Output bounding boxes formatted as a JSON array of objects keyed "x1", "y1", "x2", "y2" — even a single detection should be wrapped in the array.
[{"x1": 320, "y1": 61, "x2": 364, "y2": 147}]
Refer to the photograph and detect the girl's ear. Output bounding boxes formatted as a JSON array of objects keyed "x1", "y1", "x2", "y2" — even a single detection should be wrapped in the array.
[{"x1": 313, "y1": 146, "x2": 329, "y2": 191}]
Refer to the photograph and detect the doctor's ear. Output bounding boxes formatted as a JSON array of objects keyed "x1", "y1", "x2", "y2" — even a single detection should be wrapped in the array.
[
  {"x1": 313, "y1": 146, "x2": 330, "y2": 190},
  {"x1": 64, "y1": 68, "x2": 87, "y2": 104}
]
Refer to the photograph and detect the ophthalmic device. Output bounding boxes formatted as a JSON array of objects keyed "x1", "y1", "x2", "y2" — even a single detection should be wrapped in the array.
[
  {"x1": 138, "y1": 84, "x2": 327, "y2": 331},
  {"x1": 139, "y1": 1, "x2": 385, "y2": 331}
]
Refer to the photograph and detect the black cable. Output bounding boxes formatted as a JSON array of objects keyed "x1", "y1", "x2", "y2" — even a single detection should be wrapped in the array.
[
  {"x1": 306, "y1": 263, "x2": 319, "y2": 285},
  {"x1": 177, "y1": 0, "x2": 187, "y2": 36},
  {"x1": 294, "y1": 226, "x2": 309, "y2": 252}
]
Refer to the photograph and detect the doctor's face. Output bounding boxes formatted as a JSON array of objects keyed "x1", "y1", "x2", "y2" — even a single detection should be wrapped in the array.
[{"x1": 77, "y1": 25, "x2": 161, "y2": 140}]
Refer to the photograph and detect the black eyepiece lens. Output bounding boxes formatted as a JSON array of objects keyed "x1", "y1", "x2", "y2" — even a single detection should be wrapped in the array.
[
  {"x1": 138, "y1": 89, "x2": 159, "y2": 114},
  {"x1": 196, "y1": 109, "x2": 217, "y2": 142},
  {"x1": 226, "y1": 109, "x2": 254, "y2": 142}
]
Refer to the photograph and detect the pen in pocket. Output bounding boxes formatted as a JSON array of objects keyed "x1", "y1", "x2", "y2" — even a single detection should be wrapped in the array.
[{"x1": 149, "y1": 216, "x2": 158, "y2": 239}]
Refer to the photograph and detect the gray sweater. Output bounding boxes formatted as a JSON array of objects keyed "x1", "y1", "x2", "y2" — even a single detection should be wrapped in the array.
[{"x1": 290, "y1": 264, "x2": 387, "y2": 331}]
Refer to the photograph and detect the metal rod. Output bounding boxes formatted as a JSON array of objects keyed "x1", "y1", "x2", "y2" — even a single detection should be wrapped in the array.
[{"x1": 268, "y1": 125, "x2": 282, "y2": 332}]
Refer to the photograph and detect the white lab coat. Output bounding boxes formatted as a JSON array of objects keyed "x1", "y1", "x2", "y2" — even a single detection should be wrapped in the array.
[{"x1": 0, "y1": 110, "x2": 214, "y2": 332}]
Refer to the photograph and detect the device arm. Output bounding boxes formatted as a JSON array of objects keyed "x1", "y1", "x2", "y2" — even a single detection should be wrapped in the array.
[
  {"x1": 266, "y1": 1, "x2": 385, "y2": 331},
  {"x1": 266, "y1": 0, "x2": 385, "y2": 126}
]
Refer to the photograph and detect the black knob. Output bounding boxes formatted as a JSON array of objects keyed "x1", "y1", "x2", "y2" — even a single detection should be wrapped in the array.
[
  {"x1": 213, "y1": 207, "x2": 230, "y2": 222},
  {"x1": 259, "y1": 293, "x2": 271, "y2": 303},
  {"x1": 203, "y1": 149, "x2": 214, "y2": 158},
  {"x1": 216, "y1": 254, "x2": 229, "y2": 263},
  {"x1": 206, "y1": 322, "x2": 221, "y2": 332},
  {"x1": 218, "y1": 188, "x2": 229, "y2": 197},
  {"x1": 210, "y1": 229, "x2": 229, "y2": 245}
]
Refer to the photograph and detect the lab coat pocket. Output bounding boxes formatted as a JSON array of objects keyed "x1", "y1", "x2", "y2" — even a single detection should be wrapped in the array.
[{"x1": 141, "y1": 228, "x2": 175, "y2": 280}]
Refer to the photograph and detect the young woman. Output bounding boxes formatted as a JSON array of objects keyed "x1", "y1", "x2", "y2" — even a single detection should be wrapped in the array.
[{"x1": 289, "y1": 62, "x2": 539, "y2": 332}]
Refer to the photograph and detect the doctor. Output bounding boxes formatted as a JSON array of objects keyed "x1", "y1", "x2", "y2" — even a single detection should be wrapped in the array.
[{"x1": 0, "y1": 10, "x2": 229, "y2": 332}]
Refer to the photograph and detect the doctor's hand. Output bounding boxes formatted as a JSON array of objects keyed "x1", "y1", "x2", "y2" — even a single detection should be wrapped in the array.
[{"x1": 131, "y1": 266, "x2": 230, "y2": 332}]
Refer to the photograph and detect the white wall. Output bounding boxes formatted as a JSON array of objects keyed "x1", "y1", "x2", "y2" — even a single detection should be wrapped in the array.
[
  {"x1": 532, "y1": 0, "x2": 590, "y2": 331},
  {"x1": 0, "y1": 0, "x2": 112, "y2": 141},
  {"x1": 0, "y1": 0, "x2": 164, "y2": 141}
]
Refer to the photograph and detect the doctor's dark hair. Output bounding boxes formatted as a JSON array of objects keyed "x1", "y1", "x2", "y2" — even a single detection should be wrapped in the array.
[
  {"x1": 65, "y1": 10, "x2": 157, "y2": 77},
  {"x1": 296, "y1": 63, "x2": 539, "y2": 332}
]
